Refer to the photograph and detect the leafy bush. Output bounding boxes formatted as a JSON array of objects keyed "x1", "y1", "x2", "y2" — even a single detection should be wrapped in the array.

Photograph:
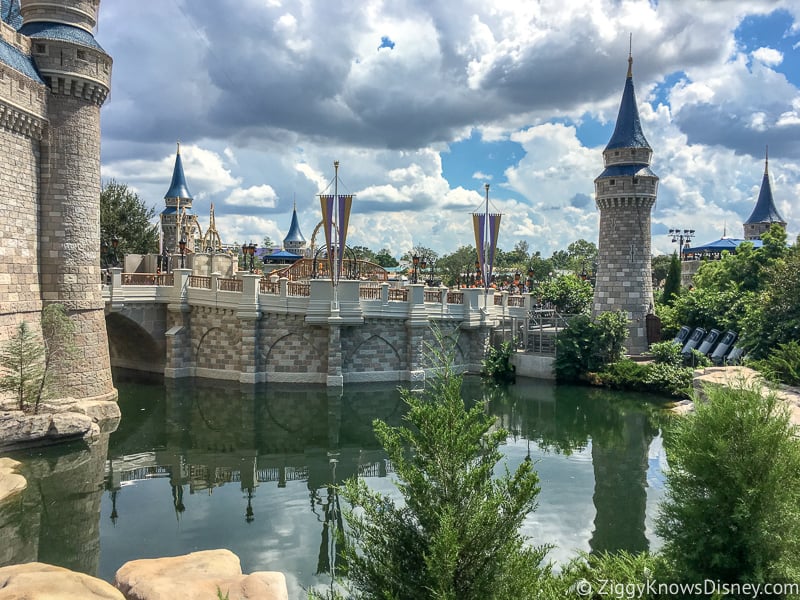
[
  {"x1": 649, "y1": 341, "x2": 682, "y2": 366},
  {"x1": 749, "y1": 340, "x2": 800, "y2": 386},
  {"x1": 596, "y1": 359, "x2": 693, "y2": 398},
  {"x1": 555, "y1": 551, "x2": 666, "y2": 600},
  {"x1": 683, "y1": 348, "x2": 711, "y2": 368},
  {"x1": 481, "y1": 340, "x2": 516, "y2": 383},
  {"x1": 643, "y1": 363, "x2": 693, "y2": 398},
  {"x1": 596, "y1": 359, "x2": 650, "y2": 391},
  {"x1": 555, "y1": 311, "x2": 628, "y2": 382},
  {"x1": 657, "y1": 382, "x2": 800, "y2": 586}
]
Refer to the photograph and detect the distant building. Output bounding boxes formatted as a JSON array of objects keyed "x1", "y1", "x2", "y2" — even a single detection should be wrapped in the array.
[
  {"x1": 161, "y1": 143, "x2": 200, "y2": 254},
  {"x1": 283, "y1": 202, "x2": 308, "y2": 256},
  {"x1": 743, "y1": 150, "x2": 787, "y2": 240}
]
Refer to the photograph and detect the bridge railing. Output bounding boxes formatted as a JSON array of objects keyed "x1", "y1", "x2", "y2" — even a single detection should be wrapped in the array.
[{"x1": 107, "y1": 269, "x2": 510, "y2": 325}]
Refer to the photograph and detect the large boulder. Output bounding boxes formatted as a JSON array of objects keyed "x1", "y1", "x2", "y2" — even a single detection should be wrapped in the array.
[
  {"x1": 0, "y1": 457, "x2": 26, "y2": 503},
  {"x1": 0, "y1": 410, "x2": 97, "y2": 451},
  {"x1": 0, "y1": 562, "x2": 125, "y2": 599},
  {"x1": 114, "y1": 549, "x2": 288, "y2": 600}
]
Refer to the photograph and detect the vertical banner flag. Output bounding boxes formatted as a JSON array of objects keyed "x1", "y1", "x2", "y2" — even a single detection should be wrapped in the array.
[
  {"x1": 473, "y1": 213, "x2": 502, "y2": 289},
  {"x1": 486, "y1": 213, "x2": 501, "y2": 287},
  {"x1": 320, "y1": 195, "x2": 335, "y2": 278},
  {"x1": 337, "y1": 195, "x2": 353, "y2": 278},
  {"x1": 472, "y1": 213, "x2": 485, "y2": 286}
]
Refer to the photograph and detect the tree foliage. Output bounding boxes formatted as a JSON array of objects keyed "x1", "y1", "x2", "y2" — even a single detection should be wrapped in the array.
[
  {"x1": 336, "y1": 329, "x2": 550, "y2": 599},
  {"x1": 554, "y1": 311, "x2": 628, "y2": 382},
  {"x1": 533, "y1": 274, "x2": 593, "y2": 314},
  {"x1": 660, "y1": 252, "x2": 681, "y2": 306},
  {"x1": 657, "y1": 382, "x2": 800, "y2": 586},
  {"x1": 100, "y1": 179, "x2": 159, "y2": 255},
  {"x1": 0, "y1": 304, "x2": 75, "y2": 413}
]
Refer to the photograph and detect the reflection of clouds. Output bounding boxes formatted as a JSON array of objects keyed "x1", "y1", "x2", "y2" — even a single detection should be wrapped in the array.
[
  {"x1": 505, "y1": 438, "x2": 595, "y2": 567},
  {"x1": 645, "y1": 433, "x2": 667, "y2": 553}
]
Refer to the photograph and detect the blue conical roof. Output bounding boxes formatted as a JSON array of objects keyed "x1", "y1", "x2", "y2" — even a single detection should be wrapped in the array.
[
  {"x1": 605, "y1": 57, "x2": 651, "y2": 151},
  {"x1": 283, "y1": 206, "x2": 306, "y2": 244},
  {"x1": 745, "y1": 156, "x2": 785, "y2": 225},
  {"x1": 164, "y1": 144, "x2": 192, "y2": 200},
  {"x1": 1, "y1": 0, "x2": 22, "y2": 29}
]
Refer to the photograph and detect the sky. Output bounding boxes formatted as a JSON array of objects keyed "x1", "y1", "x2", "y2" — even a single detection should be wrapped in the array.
[{"x1": 95, "y1": 0, "x2": 800, "y2": 259}]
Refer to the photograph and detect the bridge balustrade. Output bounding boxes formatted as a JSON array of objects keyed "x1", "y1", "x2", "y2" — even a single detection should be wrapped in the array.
[
  {"x1": 188, "y1": 275, "x2": 212, "y2": 289},
  {"x1": 218, "y1": 278, "x2": 242, "y2": 292}
]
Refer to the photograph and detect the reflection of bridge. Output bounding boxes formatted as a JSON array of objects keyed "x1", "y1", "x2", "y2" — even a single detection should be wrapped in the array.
[
  {"x1": 107, "y1": 450, "x2": 395, "y2": 491},
  {"x1": 100, "y1": 268, "x2": 549, "y2": 385}
]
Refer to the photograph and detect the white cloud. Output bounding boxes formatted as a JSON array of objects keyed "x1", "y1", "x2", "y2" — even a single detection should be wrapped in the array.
[
  {"x1": 751, "y1": 46, "x2": 783, "y2": 66},
  {"x1": 224, "y1": 185, "x2": 279, "y2": 208}
]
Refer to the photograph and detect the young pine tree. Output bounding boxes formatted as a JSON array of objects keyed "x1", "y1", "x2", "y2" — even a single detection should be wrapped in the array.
[
  {"x1": 661, "y1": 252, "x2": 681, "y2": 306},
  {"x1": 657, "y1": 382, "x2": 800, "y2": 586},
  {"x1": 336, "y1": 329, "x2": 550, "y2": 600},
  {"x1": 0, "y1": 322, "x2": 44, "y2": 411}
]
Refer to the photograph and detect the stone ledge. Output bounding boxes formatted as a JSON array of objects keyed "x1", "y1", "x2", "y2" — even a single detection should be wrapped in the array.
[
  {"x1": 0, "y1": 398, "x2": 120, "y2": 452},
  {"x1": 0, "y1": 457, "x2": 26, "y2": 504}
]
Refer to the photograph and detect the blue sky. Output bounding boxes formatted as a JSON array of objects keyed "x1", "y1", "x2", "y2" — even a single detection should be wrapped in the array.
[{"x1": 95, "y1": 0, "x2": 800, "y2": 258}]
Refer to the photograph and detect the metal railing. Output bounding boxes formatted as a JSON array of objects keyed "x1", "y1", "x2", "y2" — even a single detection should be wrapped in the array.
[
  {"x1": 121, "y1": 273, "x2": 173, "y2": 286},
  {"x1": 287, "y1": 282, "x2": 310, "y2": 297}
]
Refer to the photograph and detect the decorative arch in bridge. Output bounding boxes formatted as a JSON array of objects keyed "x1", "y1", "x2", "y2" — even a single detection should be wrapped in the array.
[{"x1": 105, "y1": 312, "x2": 165, "y2": 373}]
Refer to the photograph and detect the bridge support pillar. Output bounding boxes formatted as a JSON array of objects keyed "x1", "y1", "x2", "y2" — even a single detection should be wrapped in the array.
[{"x1": 238, "y1": 274, "x2": 262, "y2": 384}]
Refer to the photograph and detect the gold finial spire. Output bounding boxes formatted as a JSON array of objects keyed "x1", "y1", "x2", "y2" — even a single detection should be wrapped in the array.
[
  {"x1": 627, "y1": 33, "x2": 633, "y2": 78},
  {"x1": 765, "y1": 144, "x2": 769, "y2": 174},
  {"x1": 177, "y1": 140, "x2": 181, "y2": 155}
]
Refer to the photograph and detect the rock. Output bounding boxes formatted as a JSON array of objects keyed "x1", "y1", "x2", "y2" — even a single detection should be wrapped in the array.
[
  {"x1": 0, "y1": 410, "x2": 94, "y2": 451},
  {"x1": 0, "y1": 562, "x2": 125, "y2": 599},
  {"x1": 115, "y1": 549, "x2": 288, "y2": 600},
  {"x1": 0, "y1": 457, "x2": 26, "y2": 503}
]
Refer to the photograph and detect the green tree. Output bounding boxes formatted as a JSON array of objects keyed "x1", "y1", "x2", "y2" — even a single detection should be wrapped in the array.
[
  {"x1": 566, "y1": 239, "x2": 598, "y2": 274},
  {"x1": 660, "y1": 252, "x2": 681, "y2": 305},
  {"x1": 533, "y1": 274, "x2": 593, "y2": 314},
  {"x1": 657, "y1": 383, "x2": 800, "y2": 586},
  {"x1": 651, "y1": 254, "x2": 672, "y2": 287},
  {"x1": 374, "y1": 249, "x2": 399, "y2": 268},
  {"x1": 263, "y1": 236, "x2": 274, "y2": 249},
  {"x1": 336, "y1": 329, "x2": 551, "y2": 599},
  {"x1": 0, "y1": 322, "x2": 44, "y2": 411},
  {"x1": 100, "y1": 179, "x2": 159, "y2": 255},
  {"x1": 350, "y1": 245, "x2": 376, "y2": 262},
  {"x1": 436, "y1": 245, "x2": 478, "y2": 287},
  {"x1": 0, "y1": 305, "x2": 76, "y2": 414}
]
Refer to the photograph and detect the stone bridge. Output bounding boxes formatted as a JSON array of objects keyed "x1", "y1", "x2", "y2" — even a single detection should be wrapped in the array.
[{"x1": 102, "y1": 268, "x2": 536, "y2": 386}]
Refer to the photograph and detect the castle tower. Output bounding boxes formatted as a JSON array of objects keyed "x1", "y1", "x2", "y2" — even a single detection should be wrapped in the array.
[
  {"x1": 592, "y1": 53, "x2": 658, "y2": 355},
  {"x1": 283, "y1": 202, "x2": 307, "y2": 256},
  {"x1": 161, "y1": 143, "x2": 197, "y2": 254},
  {"x1": 19, "y1": 0, "x2": 116, "y2": 399},
  {"x1": 743, "y1": 149, "x2": 786, "y2": 240}
]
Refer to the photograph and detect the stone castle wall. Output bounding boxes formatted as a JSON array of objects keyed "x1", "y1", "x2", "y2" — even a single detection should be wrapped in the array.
[
  {"x1": 593, "y1": 197, "x2": 655, "y2": 355},
  {"x1": 0, "y1": 6, "x2": 115, "y2": 403},
  {"x1": 0, "y1": 21, "x2": 47, "y2": 353}
]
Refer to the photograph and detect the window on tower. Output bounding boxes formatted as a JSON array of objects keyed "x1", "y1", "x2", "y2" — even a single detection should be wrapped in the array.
[{"x1": 609, "y1": 179, "x2": 616, "y2": 186}]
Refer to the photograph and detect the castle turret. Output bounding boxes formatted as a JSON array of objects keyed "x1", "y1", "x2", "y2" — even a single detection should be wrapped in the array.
[
  {"x1": 592, "y1": 53, "x2": 658, "y2": 355},
  {"x1": 161, "y1": 143, "x2": 196, "y2": 254},
  {"x1": 743, "y1": 149, "x2": 786, "y2": 240},
  {"x1": 19, "y1": 0, "x2": 115, "y2": 400},
  {"x1": 283, "y1": 202, "x2": 307, "y2": 256}
]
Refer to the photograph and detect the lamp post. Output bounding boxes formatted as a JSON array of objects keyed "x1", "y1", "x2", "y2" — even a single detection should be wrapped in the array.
[
  {"x1": 412, "y1": 254, "x2": 420, "y2": 284},
  {"x1": 179, "y1": 237, "x2": 187, "y2": 269},
  {"x1": 669, "y1": 228, "x2": 695, "y2": 258},
  {"x1": 248, "y1": 243, "x2": 257, "y2": 272},
  {"x1": 526, "y1": 268, "x2": 535, "y2": 293}
]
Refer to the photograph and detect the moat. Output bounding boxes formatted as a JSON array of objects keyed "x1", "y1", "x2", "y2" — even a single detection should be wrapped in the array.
[{"x1": 1, "y1": 375, "x2": 670, "y2": 599}]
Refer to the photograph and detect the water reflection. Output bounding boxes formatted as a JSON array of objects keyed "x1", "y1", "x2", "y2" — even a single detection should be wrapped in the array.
[{"x1": 0, "y1": 376, "x2": 667, "y2": 599}]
